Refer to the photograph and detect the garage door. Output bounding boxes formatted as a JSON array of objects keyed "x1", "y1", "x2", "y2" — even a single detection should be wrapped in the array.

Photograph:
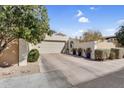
[{"x1": 39, "y1": 41, "x2": 65, "y2": 54}]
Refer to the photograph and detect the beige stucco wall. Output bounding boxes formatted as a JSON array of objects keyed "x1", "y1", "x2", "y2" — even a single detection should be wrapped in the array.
[
  {"x1": 19, "y1": 39, "x2": 29, "y2": 66},
  {"x1": 67, "y1": 38, "x2": 80, "y2": 54},
  {"x1": 0, "y1": 39, "x2": 19, "y2": 66},
  {"x1": 68, "y1": 38, "x2": 116, "y2": 59},
  {"x1": 78, "y1": 41, "x2": 97, "y2": 59},
  {"x1": 68, "y1": 38, "x2": 96, "y2": 59},
  {"x1": 96, "y1": 41, "x2": 115, "y2": 49},
  {"x1": 78, "y1": 41, "x2": 115, "y2": 59}
]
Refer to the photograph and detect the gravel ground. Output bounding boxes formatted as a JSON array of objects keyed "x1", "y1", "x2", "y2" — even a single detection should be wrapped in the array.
[{"x1": 0, "y1": 62, "x2": 40, "y2": 79}]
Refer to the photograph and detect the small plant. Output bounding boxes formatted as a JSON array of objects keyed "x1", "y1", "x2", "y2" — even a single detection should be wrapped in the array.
[{"x1": 27, "y1": 49, "x2": 40, "y2": 62}]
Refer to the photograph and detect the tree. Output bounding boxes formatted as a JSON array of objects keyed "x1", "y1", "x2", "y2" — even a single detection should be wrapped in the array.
[
  {"x1": 115, "y1": 25, "x2": 124, "y2": 46},
  {"x1": 81, "y1": 30, "x2": 103, "y2": 42},
  {"x1": 0, "y1": 5, "x2": 51, "y2": 53},
  {"x1": 50, "y1": 30, "x2": 56, "y2": 34}
]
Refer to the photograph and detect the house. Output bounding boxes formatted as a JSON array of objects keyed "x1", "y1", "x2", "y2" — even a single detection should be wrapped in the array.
[
  {"x1": 104, "y1": 35, "x2": 116, "y2": 42},
  {"x1": 0, "y1": 32, "x2": 69, "y2": 66},
  {"x1": 19, "y1": 32, "x2": 69, "y2": 66},
  {"x1": 19, "y1": 34, "x2": 116, "y2": 66},
  {"x1": 1, "y1": 33, "x2": 116, "y2": 67},
  {"x1": 67, "y1": 37, "x2": 116, "y2": 59}
]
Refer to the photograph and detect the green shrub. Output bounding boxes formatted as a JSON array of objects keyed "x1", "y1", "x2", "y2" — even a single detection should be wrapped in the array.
[
  {"x1": 109, "y1": 51, "x2": 116, "y2": 60},
  {"x1": 95, "y1": 48, "x2": 124, "y2": 61},
  {"x1": 27, "y1": 49, "x2": 40, "y2": 62},
  {"x1": 95, "y1": 49, "x2": 110, "y2": 61},
  {"x1": 111, "y1": 48, "x2": 124, "y2": 59}
]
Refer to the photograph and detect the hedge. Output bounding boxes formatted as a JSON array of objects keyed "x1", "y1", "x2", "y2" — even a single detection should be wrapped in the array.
[
  {"x1": 27, "y1": 49, "x2": 40, "y2": 62},
  {"x1": 111, "y1": 48, "x2": 124, "y2": 59},
  {"x1": 95, "y1": 49, "x2": 110, "y2": 61},
  {"x1": 109, "y1": 51, "x2": 116, "y2": 60},
  {"x1": 95, "y1": 48, "x2": 124, "y2": 61}
]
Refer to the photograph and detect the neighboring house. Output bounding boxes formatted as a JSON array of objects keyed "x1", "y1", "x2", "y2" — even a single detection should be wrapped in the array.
[
  {"x1": 104, "y1": 36, "x2": 116, "y2": 42},
  {"x1": 104, "y1": 36, "x2": 120, "y2": 47}
]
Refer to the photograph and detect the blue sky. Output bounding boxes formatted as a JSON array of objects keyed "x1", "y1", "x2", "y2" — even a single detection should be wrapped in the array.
[{"x1": 46, "y1": 5, "x2": 124, "y2": 37}]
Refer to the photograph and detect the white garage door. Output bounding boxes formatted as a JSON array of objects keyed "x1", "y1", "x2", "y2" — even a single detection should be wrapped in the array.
[{"x1": 39, "y1": 41, "x2": 65, "y2": 54}]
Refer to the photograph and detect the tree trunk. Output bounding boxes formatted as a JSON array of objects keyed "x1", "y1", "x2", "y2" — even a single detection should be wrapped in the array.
[
  {"x1": 0, "y1": 37, "x2": 16, "y2": 53},
  {"x1": 0, "y1": 42, "x2": 7, "y2": 53}
]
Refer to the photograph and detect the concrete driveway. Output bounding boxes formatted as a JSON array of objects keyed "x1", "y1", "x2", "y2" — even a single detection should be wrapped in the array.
[
  {"x1": 40, "y1": 54, "x2": 124, "y2": 88},
  {"x1": 1, "y1": 53, "x2": 124, "y2": 87}
]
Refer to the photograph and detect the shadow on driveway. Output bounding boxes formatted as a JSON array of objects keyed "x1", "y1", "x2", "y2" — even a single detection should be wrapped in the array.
[
  {"x1": 74, "y1": 67, "x2": 124, "y2": 88},
  {"x1": 41, "y1": 56, "x2": 73, "y2": 88}
]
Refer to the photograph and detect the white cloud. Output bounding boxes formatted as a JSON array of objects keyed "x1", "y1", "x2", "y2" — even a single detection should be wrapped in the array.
[
  {"x1": 76, "y1": 10, "x2": 83, "y2": 17},
  {"x1": 90, "y1": 7, "x2": 95, "y2": 10},
  {"x1": 79, "y1": 29, "x2": 84, "y2": 33},
  {"x1": 78, "y1": 16, "x2": 89, "y2": 23},
  {"x1": 75, "y1": 10, "x2": 90, "y2": 24},
  {"x1": 117, "y1": 19, "x2": 124, "y2": 25},
  {"x1": 79, "y1": 29, "x2": 86, "y2": 33}
]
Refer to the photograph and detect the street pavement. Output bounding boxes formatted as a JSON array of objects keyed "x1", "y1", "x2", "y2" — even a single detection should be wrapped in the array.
[{"x1": 0, "y1": 54, "x2": 124, "y2": 88}]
